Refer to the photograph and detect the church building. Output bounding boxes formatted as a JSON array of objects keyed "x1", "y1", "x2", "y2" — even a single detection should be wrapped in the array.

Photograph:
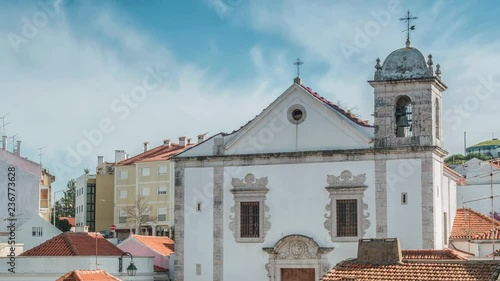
[{"x1": 173, "y1": 36, "x2": 460, "y2": 281}]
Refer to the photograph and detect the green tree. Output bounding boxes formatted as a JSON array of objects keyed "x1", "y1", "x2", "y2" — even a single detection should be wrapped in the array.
[
  {"x1": 58, "y1": 179, "x2": 76, "y2": 218},
  {"x1": 55, "y1": 218, "x2": 72, "y2": 232}
]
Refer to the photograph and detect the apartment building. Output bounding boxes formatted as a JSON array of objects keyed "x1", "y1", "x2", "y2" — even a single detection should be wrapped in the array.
[
  {"x1": 114, "y1": 137, "x2": 194, "y2": 239},
  {"x1": 75, "y1": 156, "x2": 115, "y2": 232},
  {"x1": 39, "y1": 169, "x2": 55, "y2": 222}
]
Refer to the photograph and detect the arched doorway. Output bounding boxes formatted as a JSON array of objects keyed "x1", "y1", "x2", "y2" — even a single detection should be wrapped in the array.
[{"x1": 263, "y1": 234, "x2": 333, "y2": 281}]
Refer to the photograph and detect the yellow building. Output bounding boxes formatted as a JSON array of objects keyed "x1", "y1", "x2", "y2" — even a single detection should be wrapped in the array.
[
  {"x1": 40, "y1": 169, "x2": 55, "y2": 222},
  {"x1": 75, "y1": 157, "x2": 115, "y2": 233},
  {"x1": 95, "y1": 160, "x2": 115, "y2": 232},
  {"x1": 114, "y1": 138, "x2": 192, "y2": 239}
]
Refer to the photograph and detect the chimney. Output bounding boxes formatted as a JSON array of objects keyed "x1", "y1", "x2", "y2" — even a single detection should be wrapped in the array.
[
  {"x1": 356, "y1": 238, "x2": 402, "y2": 264},
  {"x1": 97, "y1": 156, "x2": 104, "y2": 166},
  {"x1": 198, "y1": 133, "x2": 207, "y2": 143},
  {"x1": 143, "y1": 142, "x2": 149, "y2": 152},
  {"x1": 15, "y1": 140, "x2": 21, "y2": 156},
  {"x1": 115, "y1": 150, "x2": 126, "y2": 163},
  {"x1": 1, "y1": 136, "x2": 6, "y2": 150},
  {"x1": 179, "y1": 136, "x2": 186, "y2": 147},
  {"x1": 187, "y1": 138, "x2": 192, "y2": 145},
  {"x1": 163, "y1": 139, "x2": 170, "y2": 147}
]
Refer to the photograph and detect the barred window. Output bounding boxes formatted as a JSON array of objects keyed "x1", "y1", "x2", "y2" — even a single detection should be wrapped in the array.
[
  {"x1": 240, "y1": 202, "x2": 260, "y2": 238},
  {"x1": 336, "y1": 199, "x2": 358, "y2": 237}
]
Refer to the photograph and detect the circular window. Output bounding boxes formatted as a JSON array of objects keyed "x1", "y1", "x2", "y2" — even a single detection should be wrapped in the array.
[
  {"x1": 292, "y1": 109, "x2": 303, "y2": 121},
  {"x1": 287, "y1": 104, "x2": 306, "y2": 125}
]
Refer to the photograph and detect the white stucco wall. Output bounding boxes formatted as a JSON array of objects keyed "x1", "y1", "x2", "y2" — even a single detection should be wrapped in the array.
[
  {"x1": 75, "y1": 174, "x2": 87, "y2": 229},
  {"x1": 222, "y1": 161, "x2": 376, "y2": 281},
  {"x1": 183, "y1": 167, "x2": 214, "y2": 281},
  {"x1": 0, "y1": 151, "x2": 41, "y2": 231},
  {"x1": 386, "y1": 159, "x2": 422, "y2": 249},
  {"x1": 16, "y1": 216, "x2": 61, "y2": 251},
  {"x1": 226, "y1": 88, "x2": 372, "y2": 155},
  {"x1": 0, "y1": 256, "x2": 154, "y2": 280}
]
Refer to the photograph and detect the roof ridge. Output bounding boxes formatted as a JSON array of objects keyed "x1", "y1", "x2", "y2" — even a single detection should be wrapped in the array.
[
  {"x1": 64, "y1": 232, "x2": 80, "y2": 255},
  {"x1": 299, "y1": 84, "x2": 373, "y2": 128}
]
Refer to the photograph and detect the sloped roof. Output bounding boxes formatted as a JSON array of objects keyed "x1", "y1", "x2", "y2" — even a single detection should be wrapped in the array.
[
  {"x1": 474, "y1": 226, "x2": 500, "y2": 240},
  {"x1": 469, "y1": 139, "x2": 500, "y2": 148},
  {"x1": 131, "y1": 234, "x2": 174, "y2": 256},
  {"x1": 450, "y1": 208, "x2": 500, "y2": 239},
  {"x1": 20, "y1": 232, "x2": 124, "y2": 256},
  {"x1": 321, "y1": 260, "x2": 500, "y2": 281},
  {"x1": 402, "y1": 249, "x2": 469, "y2": 260},
  {"x1": 56, "y1": 269, "x2": 121, "y2": 281},
  {"x1": 443, "y1": 165, "x2": 467, "y2": 185},
  {"x1": 299, "y1": 84, "x2": 373, "y2": 128},
  {"x1": 116, "y1": 143, "x2": 192, "y2": 166}
]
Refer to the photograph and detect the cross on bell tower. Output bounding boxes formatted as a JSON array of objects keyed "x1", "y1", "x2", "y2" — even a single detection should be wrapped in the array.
[
  {"x1": 293, "y1": 58, "x2": 304, "y2": 84},
  {"x1": 400, "y1": 10, "x2": 418, "y2": 47}
]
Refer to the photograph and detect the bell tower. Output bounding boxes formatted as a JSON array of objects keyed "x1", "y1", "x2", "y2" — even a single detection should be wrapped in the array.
[{"x1": 369, "y1": 45, "x2": 446, "y2": 150}]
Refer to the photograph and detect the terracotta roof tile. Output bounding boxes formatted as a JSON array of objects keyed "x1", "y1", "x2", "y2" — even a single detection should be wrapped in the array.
[
  {"x1": 450, "y1": 208, "x2": 500, "y2": 239},
  {"x1": 443, "y1": 165, "x2": 467, "y2": 185},
  {"x1": 116, "y1": 143, "x2": 192, "y2": 166},
  {"x1": 474, "y1": 226, "x2": 500, "y2": 240},
  {"x1": 402, "y1": 249, "x2": 469, "y2": 260},
  {"x1": 321, "y1": 261, "x2": 500, "y2": 281},
  {"x1": 59, "y1": 216, "x2": 76, "y2": 226},
  {"x1": 132, "y1": 235, "x2": 174, "y2": 256},
  {"x1": 299, "y1": 84, "x2": 373, "y2": 128},
  {"x1": 20, "y1": 232, "x2": 125, "y2": 256},
  {"x1": 56, "y1": 269, "x2": 122, "y2": 281}
]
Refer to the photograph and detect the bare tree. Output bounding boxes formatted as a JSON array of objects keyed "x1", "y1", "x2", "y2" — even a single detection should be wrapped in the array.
[{"x1": 124, "y1": 195, "x2": 157, "y2": 235}]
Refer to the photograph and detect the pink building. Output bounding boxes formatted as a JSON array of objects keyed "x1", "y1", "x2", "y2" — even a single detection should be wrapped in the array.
[{"x1": 118, "y1": 235, "x2": 174, "y2": 277}]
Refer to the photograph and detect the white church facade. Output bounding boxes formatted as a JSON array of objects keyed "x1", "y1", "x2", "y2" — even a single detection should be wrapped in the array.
[{"x1": 173, "y1": 40, "x2": 460, "y2": 281}]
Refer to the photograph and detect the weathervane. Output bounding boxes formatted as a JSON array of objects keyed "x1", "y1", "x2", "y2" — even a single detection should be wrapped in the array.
[
  {"x1": 399, "y1": 10, "x2": 418, "y2": 47},
  {"x1": 293, "y1": 58, "x2": 304, "y2": 77}
]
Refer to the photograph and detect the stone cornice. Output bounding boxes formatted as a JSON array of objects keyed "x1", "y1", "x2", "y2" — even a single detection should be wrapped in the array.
[{"x1": 173, "y1": 146, "x2": 447, "y2": 167}]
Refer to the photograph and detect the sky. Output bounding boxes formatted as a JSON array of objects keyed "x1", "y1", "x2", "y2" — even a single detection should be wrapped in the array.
[{"x1": 1, "y1": 0, "x2": 500, "y2": 194}]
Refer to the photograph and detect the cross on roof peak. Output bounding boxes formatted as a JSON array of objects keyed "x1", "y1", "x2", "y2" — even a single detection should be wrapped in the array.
[
  {"x1": 400, "y1": 10, "x2": 418, "y2": 47},
  {"x1": 293, "y1": 58, "x2": 304, "y2": 84}
]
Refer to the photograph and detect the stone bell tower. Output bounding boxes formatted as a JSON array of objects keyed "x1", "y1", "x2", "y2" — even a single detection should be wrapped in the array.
[{"x1": 369, "y1": 41, "x2": 447, "y2": 150}]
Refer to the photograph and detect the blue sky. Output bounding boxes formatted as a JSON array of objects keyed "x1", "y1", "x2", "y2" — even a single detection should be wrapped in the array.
[{"x1": 1, "y1": 0, "x2": 500, "y2": 193}]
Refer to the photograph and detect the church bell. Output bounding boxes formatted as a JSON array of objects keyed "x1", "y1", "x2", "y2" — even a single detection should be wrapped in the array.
[{"x1": 397, "y1": 115, "x2": 411, "y2": 127}]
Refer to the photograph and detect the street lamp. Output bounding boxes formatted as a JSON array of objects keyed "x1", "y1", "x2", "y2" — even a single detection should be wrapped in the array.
[
  {"x1": 52, "y1": 190, "x2": 64, "y2": 226},
  {"x1": 119, "y1": 252, "x2": 137, "y2": 276}
]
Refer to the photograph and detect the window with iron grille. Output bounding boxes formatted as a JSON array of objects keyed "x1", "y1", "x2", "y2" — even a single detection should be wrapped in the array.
[
  {"x1": 336, "y1": 199, "x2": 358, "y2": 237},
  {"x1": 32, "y1": 226, "x2": 43, "y2": 237},
  {"x1": 240, "y1": 202, "x2": 260, "y2": 238}
]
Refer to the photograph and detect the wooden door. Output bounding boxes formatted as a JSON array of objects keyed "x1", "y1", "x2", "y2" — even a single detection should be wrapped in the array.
[{"x1": 281, "y1": 268, "x2": 315, "y2": 281}]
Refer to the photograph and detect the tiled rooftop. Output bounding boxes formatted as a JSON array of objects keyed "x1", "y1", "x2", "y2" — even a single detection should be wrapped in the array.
[
  {"x1": 299, "y1": 84, "x2": 373, "y2": 128},
  {"x1": 132, "y1": 234, "x2": 174, "y2": 256},
  {"x1": 450, "y1": 208, "x2": 500, "y2": 239},
  {"x1": 20, "y1": 232, "x2": 125, "y2": 256},
  {"x1": 116, "y1": 143, "x2": 192, "y2": 165},
  {"x1": 321, "y1": 260, "x2": 500, "y2": 281},
  {"x1": 56, "y1": 269, "x2": 121, "y2": 281},
  {"x1": 474, "y1": 226, "x2": 500, "y2": 240},
  {"x1": 402, "y1": 249, "x2": 469, "y2": 260}
]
